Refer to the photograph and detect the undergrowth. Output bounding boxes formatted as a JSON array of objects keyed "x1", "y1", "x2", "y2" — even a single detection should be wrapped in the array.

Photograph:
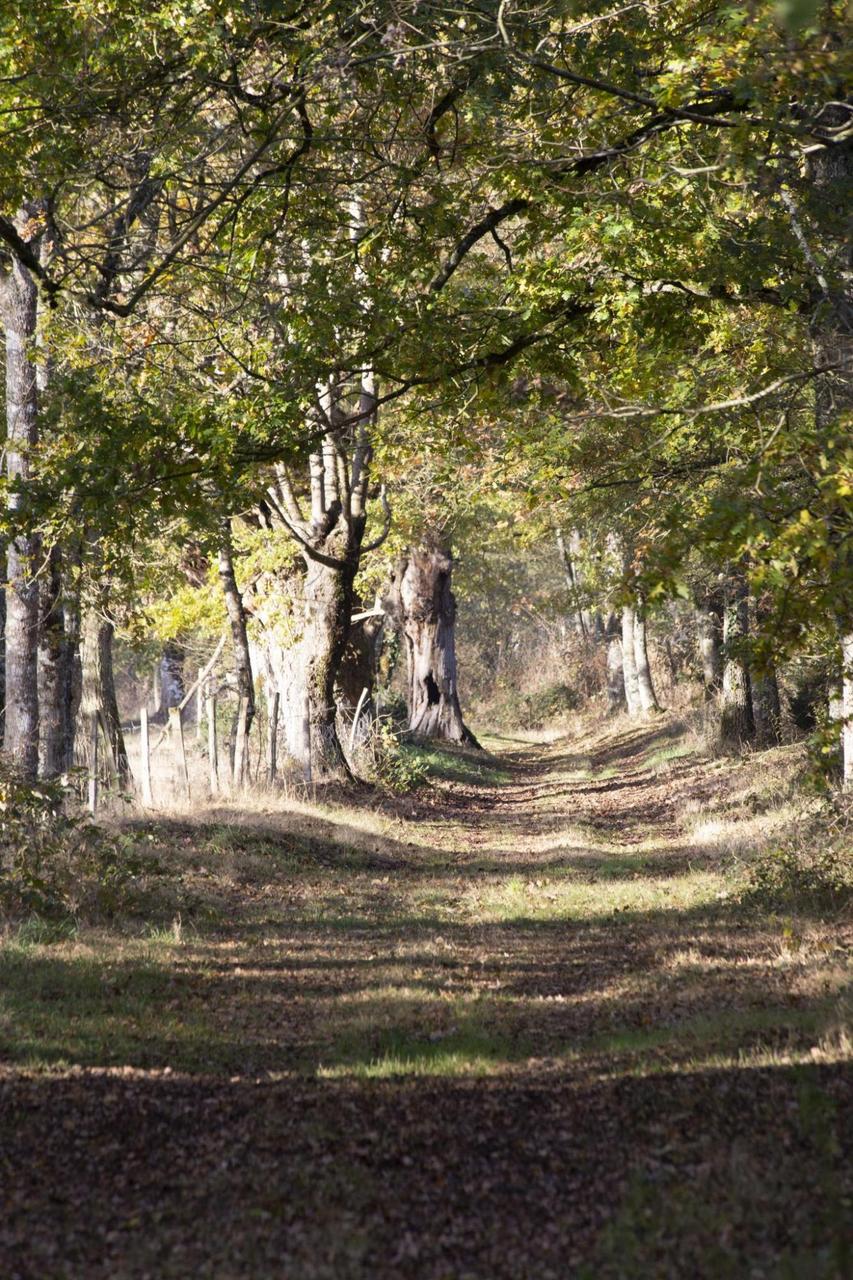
[
  {"x1": 738, "y1": 797, "x2": 852, "y2": 914},
  {"x1": 0, "y1": 763, "x2": 167, "y2": 927}
]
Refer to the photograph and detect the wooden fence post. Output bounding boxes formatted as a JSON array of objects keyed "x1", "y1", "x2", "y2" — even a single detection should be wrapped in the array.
[
  {"x1": 88, "y1": 712, "x2": 99, "y2": 815},
  {"x1": 267, "y1": 690, "x2": 279, "y2": 785},
  {"x1": 207, "y1": 691, "x2": 219, "y2": 794},
  {"x1": 139, "y1": 706, "x2": 154, "y2": 807},
  {"x1": 233, "y1": 695, "x2": 250, "y2": 788},
  {"x1": 169, "y1": 706, "x2": 191, "y2": 802}
]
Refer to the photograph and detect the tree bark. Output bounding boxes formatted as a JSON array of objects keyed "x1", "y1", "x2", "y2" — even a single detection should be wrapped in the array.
[
  {"x1": 720, "y1": 574, "x2": 755, "y2": 749},
  {"x1": 555, "y1": 527, "x2": 589, "y2": 640},
  {"x1": 633, "y1": 599, "x2": 659, "y2": 714},
  {"x1": 38, "y1": 545, "x2": 68, "y2": 778},
  {"x1": 752, "y1": 668, "x2": 782, "y2": 747},
  {"x1": 621, "y1": 605, "x2": 642, "y2": 717},
  {"x1": 289, "y1": 556, "x2": 356, "y2": 777},
  {"x1": 395, "y1": 544, "x2": 478, "y2": 746},
  {"x1": 806, "y1": 112, "x2": 853, "y2": 784},
  {"x1": 694, "y1": 591, "x2": 724, "y2": 698},
  {"x1": 337, "y1": 602, "x2": 384, "y2": 744},
  {"x1": 218, "y1": 522, "x2": 255, "y2": 780},
  {"x1": 80, "y1": 601, "x2": 130, "y2": 787},
  {"x1": 604, "y1": 612, "x2": 626, "y2": 713},
  {"x1": 2, "y1": 217, "x2": 41, "y2": 778}
]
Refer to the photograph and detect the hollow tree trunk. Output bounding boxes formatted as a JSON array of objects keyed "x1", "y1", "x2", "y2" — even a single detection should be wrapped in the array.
[
  {"x1": 621, "y1": 605, "x2": 642, "y2": 717},
  {"x1": 2, "y1": 229, "x2": 41, "y2": 778},
  {"x1": 633, "y1": 600, "x2": 659, "y2": 714},
  {"x1": 720, "y1": 575, "x2": 755, "y2": 749},
  {"x1": 396, "y1": 545, "x2": 478, "y2": 746},
  {"x1": 218, "y1": 523, "x2": 255, "y2": 779},
  {"x1": 80, "y1": 601, "x2": 130, "y2": 786},
  {"x1": 604, "y1": 612, "x2": 626, "y2": 713}
]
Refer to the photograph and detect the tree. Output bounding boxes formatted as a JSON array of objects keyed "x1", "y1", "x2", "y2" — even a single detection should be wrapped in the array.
[{"x1": 392, "y1": 541, "x2": 479, "y2": 746}]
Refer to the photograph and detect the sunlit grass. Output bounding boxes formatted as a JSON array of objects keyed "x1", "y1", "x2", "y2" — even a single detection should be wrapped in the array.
[{"x1": 464, "y1": 869, "x2": 725, "y2": 923}]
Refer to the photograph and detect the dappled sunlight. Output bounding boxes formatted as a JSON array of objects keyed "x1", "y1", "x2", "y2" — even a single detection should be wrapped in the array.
[{"x1": 2, "y1": 720, "x2": 850, "y2": 1277}]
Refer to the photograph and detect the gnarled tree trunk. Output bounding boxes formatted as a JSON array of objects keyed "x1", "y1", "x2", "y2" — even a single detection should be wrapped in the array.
[
  {"x1": 283, "y1": 552, "x2": 356, "y2": 780},
  {"x1": 395, "y1": 544, "x2": 478, "y2": 746}
]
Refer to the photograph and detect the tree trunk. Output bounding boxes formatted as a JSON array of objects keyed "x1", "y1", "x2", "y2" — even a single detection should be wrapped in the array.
[
  {"x1": 159, "y1": 642, "x2": 185, "y2": 718},
  {"x1": 720, "y1": 575, "x2": 755, "y2": 749},
  {"x1": 337, "y1": 603, "x2": 384, "y2": 745},
  {"x1": 555, "y1": 528, "x2": 589, "y2": 640},
  {"x1": 694, "y1": 593, "x2": 724, "y2": 698},
  {"x1": 806, "y1": 113, "x2": 853, "y2": 785},
  {"x1": 218, "y1": 523, "x2": 255, "y2": 780},
  {"x1": 2, "y1": 229, "x2": 41, "y2": 778},
  {"x1": 605, "y1": 613, "x2": 625, "y2": 713},
  {"x1": 62, "y1": 558, "x2": 83, "y2": 771},
  {"x1": 752, "y1": 668, "x2": 782, "y2": 746},
  {"x1": 38, "y1": 545, "x2": 67, "y2": 778},
  {"x1": 633, "y1": 600, "x2": 659, "y2": 714},
  {"x1": 621, "y1": 605, "x2": 642, "y2": 717},
  {"x1": 841, "y1": 631, "x2": 853, "y2": 791},
  {"x1": 282, "y1": 556, "x2": 355, "y2": 779},
  {"x1": 396, "y1": 544, "x2": 478, "y2": 746},
  {"x1": 80, "y1": 602, "x2": 130, "y2": 787}
]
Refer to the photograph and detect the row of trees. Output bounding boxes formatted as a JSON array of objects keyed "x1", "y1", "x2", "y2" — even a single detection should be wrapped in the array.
[{"x1": 1, "y1": 2, "x2": 850, "y2": 787}]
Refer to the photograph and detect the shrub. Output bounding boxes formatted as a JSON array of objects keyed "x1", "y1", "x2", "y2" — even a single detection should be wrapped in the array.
[
  {"x1": 353, "y1": 719, "x2": 429, "y2": 792},
  {"x1": 0, "y1": 763, "x2": 164, "y2": 925},
  {"x1": 739, "y1": 799, "x2": 852, "y2": 914}
]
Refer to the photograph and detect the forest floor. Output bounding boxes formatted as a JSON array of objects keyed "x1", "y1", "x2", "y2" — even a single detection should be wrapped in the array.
[{"x1": 1, "y1": 716, "x2": 851, "y2": 1278}]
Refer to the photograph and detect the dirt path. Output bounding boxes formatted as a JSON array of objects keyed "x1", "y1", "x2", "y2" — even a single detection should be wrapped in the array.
[{"x1": 1, "y1": 722, "x2": 850, "y2": 1278}]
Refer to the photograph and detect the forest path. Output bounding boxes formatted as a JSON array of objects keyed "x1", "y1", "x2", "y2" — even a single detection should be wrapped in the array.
[{"x1": 1, "y1": 719, "x2": 850, "y2": 1278}]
